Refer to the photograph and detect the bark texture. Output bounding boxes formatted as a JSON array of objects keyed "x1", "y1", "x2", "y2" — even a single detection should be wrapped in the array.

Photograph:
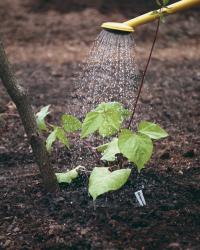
[{"x1": 0, "y1": 40, "x2": 59, "y2": 192}]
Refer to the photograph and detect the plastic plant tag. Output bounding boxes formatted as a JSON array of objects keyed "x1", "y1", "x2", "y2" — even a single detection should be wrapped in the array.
[{"x1": 135, "y1": 190, "x2": 146, "y2": 206}]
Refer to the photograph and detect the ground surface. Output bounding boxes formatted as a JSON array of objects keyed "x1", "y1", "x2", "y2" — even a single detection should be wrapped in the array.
[{"x1": 0, "y1": 0, "x2": 200, "y2": 249}]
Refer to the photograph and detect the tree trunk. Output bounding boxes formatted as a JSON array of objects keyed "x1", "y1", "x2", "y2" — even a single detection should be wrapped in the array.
[{"x1": 0, "y1": 40, "x2": 59, "y2": 193}]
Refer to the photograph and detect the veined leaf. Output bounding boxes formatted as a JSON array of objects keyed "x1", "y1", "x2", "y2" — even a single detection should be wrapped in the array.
[
  {"x1": 101, "y1": 138, "x2": 120, "y2": 161},
  {"x1": 56, "y1": 166, "x2": 84, "y2": 184},
  {"x1": 118, "y1": 129, "x2": 153, "y2": 171},
  {"x1": 56, "y1": 127, "x2": 69, "y2": 148},
  {"x1": 98, "y1": 107, "x2": 122, "y2": 137},
  {"x1": 138, "y1": 121, "x2": 168, "y2": 139},
  {"x1": 46, "y1": 127, "x2": 69, "y2": 152},
  {"x1": 81, "y1": 111, "x2": 103, "y2": 138},
  {"x1": 61, "y1": 114, "x2": 81, "y2": 132},
  {"x1": 36, "y1": 105, "x2": 50, "y2": 131},
  {"x1": 89, "y1": 167, "x2": 131, "y2": 200},
  {"x1": 81, "y1": 102, "x2": 130, "y2": 138}
]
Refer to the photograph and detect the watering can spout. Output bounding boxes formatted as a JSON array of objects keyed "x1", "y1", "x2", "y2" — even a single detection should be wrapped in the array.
[{"x1": 101, "y1": 0, "x2": 200, "y2": 33}]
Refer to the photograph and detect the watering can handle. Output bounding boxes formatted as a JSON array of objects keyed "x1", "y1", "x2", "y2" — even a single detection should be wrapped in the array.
[{"x1": 124, "y1": 0, "x2": 200, "y2": 29}]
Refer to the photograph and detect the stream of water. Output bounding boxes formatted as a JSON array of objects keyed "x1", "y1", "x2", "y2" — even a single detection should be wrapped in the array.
[{"x1": 76, "y1": 30, "x2": 140, "y2": 115}]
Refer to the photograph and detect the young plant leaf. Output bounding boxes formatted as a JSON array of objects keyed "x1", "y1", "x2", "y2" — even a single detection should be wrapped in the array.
[
  {"x1": 138, "y1": 121, "x2": 168, "y2": 139},
  {"x1": 89, "y1": 167, "x2": 131, "y2": 200},
  {"x1": 81, "y1": 102, "x2": 129, "y2": 138},
  {"x1": 56, "y1": 166, "x2": 83, "y2": 184},
  {"x1": 98, "y1": 110, "x2": 121, "y2": 137},
  {"x1": 101, "y1": 138, "x2": 120, "y2": 161},
  {"x1": 118, "y1": 129, "x2": 153, "y2": 171},
  {"x1": 56, "y1": 127, "x2": 69, "y2": 148},
  {"x1": 81, "y1": 111, "x2": 103, "y2": 138},
  {"x1": 61, "y1": 114, "x2": 82, "y2": 132},
  {"x1": 46, "y1": 128, "x2": 57, "y2": 152},
  {"x1": 36, "y1": 105, "x2": 50, "y2": 131},
  {"x1": 46, "y1": 127, "x2": 69, "y2": 152}
]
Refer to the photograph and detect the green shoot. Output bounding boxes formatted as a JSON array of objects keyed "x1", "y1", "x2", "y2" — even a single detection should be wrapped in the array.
[
  {"x1": 81, "y1": 102, "x2": 130, "y2": 138},
  {"x1": 36, "y1": 105, "x2": 50, "y2": 131},
  {"x1": 37, "y1": 102, "x2": 168, "y2": 199}
]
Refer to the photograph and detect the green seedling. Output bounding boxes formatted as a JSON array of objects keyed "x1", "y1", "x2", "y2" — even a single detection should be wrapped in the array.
[
  {"x1": 36, "y1": 101, "x2": 168, "y2": 200},
  {"x1": 81, "y1": 102, "x2": 130, "y2": 138},
  {"x1": 36, "y1": 105, "x2": 81, "y2": 152},
  {"x1": 36, "y1": 105, "x2": 50, "y2": 131}
]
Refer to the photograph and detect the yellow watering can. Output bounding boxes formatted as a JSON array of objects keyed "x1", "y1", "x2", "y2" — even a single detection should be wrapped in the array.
[{"x1": 101, "y1": 0, "x2": 200, "y2": 32}]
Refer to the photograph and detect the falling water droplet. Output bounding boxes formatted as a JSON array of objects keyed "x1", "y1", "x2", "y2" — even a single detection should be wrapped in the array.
[{"x1": 72, "y1": 30, "x2": 140, "y2": 117}]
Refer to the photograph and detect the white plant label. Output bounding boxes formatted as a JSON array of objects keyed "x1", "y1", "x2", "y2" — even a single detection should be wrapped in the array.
[{"x1": 135, "y1": 190, "x2": 146, "y2": 206}]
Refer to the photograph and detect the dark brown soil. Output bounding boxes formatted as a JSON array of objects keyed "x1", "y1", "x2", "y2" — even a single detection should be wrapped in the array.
[{"x1": 0, "y1": 1, "x2": 200, "y2": 249}]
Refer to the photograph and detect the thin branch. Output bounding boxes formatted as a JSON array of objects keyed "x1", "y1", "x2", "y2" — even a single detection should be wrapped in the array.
[{"x1": 128, "y1": 18, "x2": 160, "y2": 129}]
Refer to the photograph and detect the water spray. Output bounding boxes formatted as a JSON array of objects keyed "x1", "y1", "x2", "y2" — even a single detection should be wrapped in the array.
[{"x1": 78, "y1": 0, "x2": 199, "y2": 119}]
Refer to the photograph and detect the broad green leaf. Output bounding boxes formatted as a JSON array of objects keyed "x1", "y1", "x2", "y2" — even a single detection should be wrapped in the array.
[
  {"x1": 89, "y1": 167, "x2": 131, "y2": 200},
  {"x1": 61, "y1": 114, "x2": 82, "y2": 132},
  {"x1": 46, "y1": 128, "x2": 57, "y2": 152},
  {"x1": 118, "y1": 129, "x2": 153, "y2": 171},
  {"x1": 56, "y1": 166, "x2": 83, "y2": 184},
  {"x1": 94, "y1": 102, "x2": 121, "y2": 112},
  {"x1": 81, "y1": 102, "x2": 129, "y2": 138},
  {"x1": 46, "y1": 127, "x2": 69, "y2": 152},
  {"x1": 36, "y1": 105, "x2": 50, "y2": 131},
  {"x1": 98, "y1": 105, "x2": 122, "y2": 137},
  {"x1": 81, "y1": 111, "x2": 103, "y2": 138},
  {"x1": 95, "y1": 102, "x2": 130, "y2": 118},
  {"x1": 101, "y1": 138, "x2": 120, "y2": 161},
  {"x1": 138, "y1": 121, "x2": 168, "y2": 140},
  {"x1": 56, "y1": 127, "x2": 69, "y2": 148},
  {"x1": 98, "y1": 113, "x2": 120, "y2": 137}
]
